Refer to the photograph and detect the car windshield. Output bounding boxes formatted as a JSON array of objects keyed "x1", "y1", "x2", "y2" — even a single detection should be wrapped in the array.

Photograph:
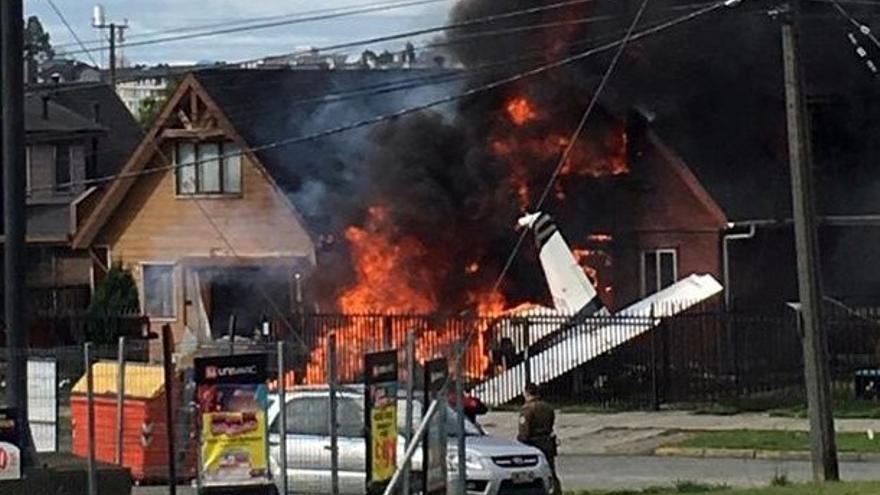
[
  {"x1": 399, "y1": 398, "x2": 483, "y2": 437},
  {"x1": 271, "y1": 393, "x2": 483, "y2": 437}
]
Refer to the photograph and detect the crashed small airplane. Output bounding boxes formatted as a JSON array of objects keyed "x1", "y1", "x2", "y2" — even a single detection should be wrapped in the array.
[{"x1": 473, "y1": 212, "x2": 723, "y2": 405}]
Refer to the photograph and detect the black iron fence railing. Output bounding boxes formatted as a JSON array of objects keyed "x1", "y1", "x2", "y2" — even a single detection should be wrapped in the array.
[
  {"x1": 284, "y1": 303, "x2": 880, "y2": 408},
  {"x1": 6, "y1": 301, "x2": 880, "y2": 408}
]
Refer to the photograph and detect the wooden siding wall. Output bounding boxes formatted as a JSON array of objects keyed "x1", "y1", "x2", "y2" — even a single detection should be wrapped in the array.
[{"x1": 96, "y1": 144, "x2": 314, "y2": 344}]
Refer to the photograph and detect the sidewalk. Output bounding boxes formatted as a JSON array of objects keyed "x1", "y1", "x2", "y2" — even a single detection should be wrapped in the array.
[{"x1": 480, "y1": 411, "x2": 880, "y2": 456}]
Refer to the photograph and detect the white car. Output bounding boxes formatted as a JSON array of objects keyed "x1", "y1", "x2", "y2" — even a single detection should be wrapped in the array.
[{"x1": 267, "y1": 386, "x2": 553, "y2": 495}]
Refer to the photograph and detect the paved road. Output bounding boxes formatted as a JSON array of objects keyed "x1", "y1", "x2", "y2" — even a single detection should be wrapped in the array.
[
  {"x1": 557, "y1": 454, "x2": 880, "y2": 490},
  {"x1": 132, "y1": 455, "x2": 880, "y2": 494}
]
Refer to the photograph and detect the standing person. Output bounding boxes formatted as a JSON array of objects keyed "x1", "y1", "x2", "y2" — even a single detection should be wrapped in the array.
[{"x1": 517, "y1": 383, "x2": 560, "y2": 495}]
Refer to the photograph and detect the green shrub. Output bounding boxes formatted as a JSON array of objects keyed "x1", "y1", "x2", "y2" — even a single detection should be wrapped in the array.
[{"x1": 87, "y1": 264, "x2": 140, "y2": 344}]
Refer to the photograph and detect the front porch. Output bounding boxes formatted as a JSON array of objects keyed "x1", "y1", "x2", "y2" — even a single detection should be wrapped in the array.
[{"x1": 152, "y1": 256, "x2": 312, "y2": 353}]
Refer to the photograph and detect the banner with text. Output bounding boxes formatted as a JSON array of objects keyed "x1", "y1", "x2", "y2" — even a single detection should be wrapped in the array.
[
  {"x1": 423, "y1": 358, "x2": 448, "y2": 495},
  {"x1": 195, "y1": 353, "x2": 271, "y2": 488},
  {"x1": 364, "y1": 350, "x2": 399, "y2": 495}
]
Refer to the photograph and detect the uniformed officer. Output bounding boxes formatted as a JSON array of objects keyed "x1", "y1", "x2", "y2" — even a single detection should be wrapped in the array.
[{"x1": 517, "y1": 383, "x2": 560, "y2": 494}]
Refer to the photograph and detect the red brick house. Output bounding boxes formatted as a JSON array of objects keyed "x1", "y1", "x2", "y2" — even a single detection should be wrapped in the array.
[{"x1": 609, "y1": 124, "x2": 728, "y2": 309}]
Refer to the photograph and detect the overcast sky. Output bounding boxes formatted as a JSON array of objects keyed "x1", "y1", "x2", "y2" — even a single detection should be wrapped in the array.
[{"x1": 24, "y1": 0, "x2": 453, "y2": 65}]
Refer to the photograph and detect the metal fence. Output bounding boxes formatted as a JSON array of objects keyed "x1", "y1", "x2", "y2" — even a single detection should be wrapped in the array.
[
  {"x1": 0, "y1": 335, "x2": 470, "y2": 494},
  {"x1": 0, "y1": 302, "x2": 877, "y2": 491},
  {"x1": 288, "y1": 303, "x2": 880, "y2": 408}
]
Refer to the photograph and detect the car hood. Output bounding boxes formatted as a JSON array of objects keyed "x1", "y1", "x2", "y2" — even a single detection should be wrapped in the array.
[{"x1": 452, "y1": 435, "x2": 543, "y2": 458}]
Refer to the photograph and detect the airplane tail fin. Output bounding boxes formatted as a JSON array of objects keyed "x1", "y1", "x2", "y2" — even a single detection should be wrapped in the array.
[{"x1": 518, "y1": 212, "x2": 607, "y2": 316}]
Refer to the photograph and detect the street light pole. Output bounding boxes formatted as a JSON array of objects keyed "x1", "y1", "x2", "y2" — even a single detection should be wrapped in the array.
[{"x1": 781, "y1": 0, "x2": 839, "y2": 482}]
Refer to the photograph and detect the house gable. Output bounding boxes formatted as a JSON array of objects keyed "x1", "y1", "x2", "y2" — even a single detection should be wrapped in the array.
[
  {"x1": 73, "y1": 74, "x2": 315, "y2": 264},
  {"x1": 631, "y1": 132, "x2": 729, "y2": 233}
]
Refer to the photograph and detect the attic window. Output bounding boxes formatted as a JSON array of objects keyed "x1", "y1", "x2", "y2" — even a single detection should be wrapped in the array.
[{"x1": 175, "y1": 141, "x2": 241, "y2": 195}]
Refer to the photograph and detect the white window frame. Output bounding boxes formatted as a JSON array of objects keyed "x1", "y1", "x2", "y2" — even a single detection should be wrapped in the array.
[
  {"x1": 640, "y1": 248, "x2": 678, "y2": 297},
  {"x1": 89, "y1": 245, "x2": 112, "y2": 292},
  {"x1": 141, "y1": 262, "x2": 177, "y2": 321},
  {"x1": 54, "y1": 143, "x2": 74, "y2": 192},
  {"x1": 174, "y1": 141, "x2": 242, "y2": 197}
]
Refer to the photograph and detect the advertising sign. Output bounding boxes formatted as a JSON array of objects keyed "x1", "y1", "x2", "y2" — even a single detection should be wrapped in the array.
[
  {"x1": 195, "y1": 353, "x2": 270, "y2": 487},
  {"x1": 364, "y1": 350, "x2": 398, "y2": 495},
  {"x1": 422, "y1": 358, "x2": 448, "y2": 495},
  {"x1": 27, "y1": 358, "x2": 57, "y2": 452},
  {"x1": 0, "y1": 408, "x2": 22, "y2": 481}
]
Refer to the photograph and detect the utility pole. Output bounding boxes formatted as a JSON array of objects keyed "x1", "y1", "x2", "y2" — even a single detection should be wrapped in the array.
[
  {"x1": 2, "y1": 0, "x2": 35, "y2": 463},
  {"x1": 108, "y1": 23, "x2": 117, "y2": 85},
  {"x1": 780, "y1": 0, "x2": 840, "y2": 482},
  {"x1": 92, "y1": 5, "x2": 127, "y2": 85}
]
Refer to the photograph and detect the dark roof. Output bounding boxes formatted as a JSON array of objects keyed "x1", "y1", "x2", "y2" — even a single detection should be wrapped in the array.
[
  {"x1": 24, "y1": 93, "x2": 104, "y2": 136},
  {"x1": 38, "y1": 59, "x2": 101, "y2": 83},
  {"x1": 194, "y1": 68, "x2": 461, "y2": 229},
  {"x1": 19, "y1": 83, "x2": 144, "y2": 242},
  {"x1": 110, "y1": 63, "x2": 223, "y2": 83},
  {"x1": 35, "y1": 83, "x2": 144, "y2": 178}
]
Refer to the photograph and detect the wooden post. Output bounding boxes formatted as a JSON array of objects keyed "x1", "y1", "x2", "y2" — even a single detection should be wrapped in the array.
[
  {"x1": 781, "y1": 1, "x2": 839, "y2": 482},
  {"x1": 162, "y1": 325, "x2": 178, "y2": 495},
  {"x1": 85, "y1": 343, "x2": 97, "y2": 495},
  {"x1": 328, "y1": 333, "x2": 340, "y2": 495},
  {"x1": 277, "y1": 341, "x2": 289, "y2": 495},
  {"x1": 116, "y1": 336, "x2": 126, "y2": 465},
  {"x1": 228, "y1": 314, "x2": 237, "y2": 355}
]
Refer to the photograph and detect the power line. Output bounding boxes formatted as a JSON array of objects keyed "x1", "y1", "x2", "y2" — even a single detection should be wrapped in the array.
[
  {"x1": 492, "y1": 0, "x2": 653, "y2": 294},
  {"x1": 828, "y1": 0, "x2": 880, "y2": 74},
  {"x1": 54, "y1": 0, "x2": 445, "y2": 50},
  {"x1": 186, "y1": 184, "x2": 308, "y2": 349},
  {"x1": 29, "y1": 0, "x2": 737, "y2": 196},
  {"x1": 29, "y1": 27, "x2": 643, "y2": 187},
  {"x1": 830, "y1": 0, "x2": 880, "y2": 49},
  {"x1": 234, "y1": 0, "x2": 603, "y2": 66},
  {"x1": 27, "y1": 25, "x2": 632, "y2": 169},
  {"x1": 61, "y1": 0, "x2": 451, "y2": 56},
  {"x1": 44, "y1": 0, "x2": 100, "y2": 67}
]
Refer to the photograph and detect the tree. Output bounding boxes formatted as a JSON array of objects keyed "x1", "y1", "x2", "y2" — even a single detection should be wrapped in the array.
[
  {"x1": 137, "y1": 79, "x2": 179, "y2": 128},
  {"x1": 87, "y1": 264, "x2": 140, "y2": 344},
  {"x1": 24, "y1": 16, "x2": 54, "y2": 62}
]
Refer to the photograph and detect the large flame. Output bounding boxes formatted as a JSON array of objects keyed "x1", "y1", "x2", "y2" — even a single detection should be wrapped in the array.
[
  {"x1": 304, "y1": 91, "x2": 630, "y2": 386},
  {"x1": 491, "y1": 94, "x2": 629, "y2": 209},
  {"x1": 339, "y1": 206, "x2": 438, "y2": 314},
  {"x1": 305, "y1": 206, "x2": 499, "y2": 384}
]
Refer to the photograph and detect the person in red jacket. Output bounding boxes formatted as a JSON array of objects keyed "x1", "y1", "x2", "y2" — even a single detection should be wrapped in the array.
[{"x1": 447, "y1": 391, "x2": 489, "y2": 424}]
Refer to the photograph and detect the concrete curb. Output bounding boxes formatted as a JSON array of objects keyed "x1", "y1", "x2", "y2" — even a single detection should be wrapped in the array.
[{"x1": 654, "y1": 446, "x2": 880, "y2": 462}]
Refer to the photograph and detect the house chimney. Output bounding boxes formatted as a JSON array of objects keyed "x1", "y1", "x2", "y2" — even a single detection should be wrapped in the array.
[
  {"x1": 92, "y1": 102, "x2": 101, "y2": 124},
  {"x1": 41, "y1": 95, "x2": 50, "y2": 120}
]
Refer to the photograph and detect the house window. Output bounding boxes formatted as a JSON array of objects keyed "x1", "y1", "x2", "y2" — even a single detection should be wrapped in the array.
[
  {"x1": 641, "y1": 249, "x2": 678, "y2": 296},
  {"x1": 143, "y1": 263, "x2": 175, "y2": 318},
  {"x1": 55, "y1": 144, "x2": 72, "y2": 191},
  {"x1": 175, "y1": 141, "x2": 242, "y2": 195}
]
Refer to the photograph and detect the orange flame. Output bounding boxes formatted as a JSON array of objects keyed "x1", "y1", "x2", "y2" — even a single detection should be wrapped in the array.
[
  {"x1": 572, "y1": 235, "x2": 615, "y2": 307},
  {"x1": 339, "y1": 206, "x2": 438, "y2": 314},
  {"x1": 506, "y1": 97, "x2": 538, "y2": 126},
  {"x1": 304, "y1": 207, "x2": 503, "y2": 385},
  {"x1": 491, "y1": 95, "x2": 631, "y2": 208}
]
